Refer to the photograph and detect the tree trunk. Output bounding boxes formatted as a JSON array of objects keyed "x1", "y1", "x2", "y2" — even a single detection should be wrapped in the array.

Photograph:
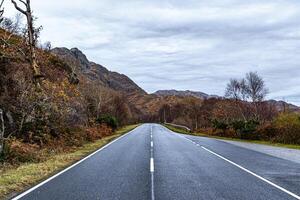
[
  {"x1": 0, "y1": 108, "x2": 5, "y2": 155},
  {"x1": 26, "y1": 2, "x2": 41, "y2": 78},
  {"x1": 11, "y1": 0, "x2": 42, "y2": 80}
]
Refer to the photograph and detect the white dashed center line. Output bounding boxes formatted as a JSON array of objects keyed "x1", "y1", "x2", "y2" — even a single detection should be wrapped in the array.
[{"x1": 150, "y1": 126, "x2": 155, "y2": 200}]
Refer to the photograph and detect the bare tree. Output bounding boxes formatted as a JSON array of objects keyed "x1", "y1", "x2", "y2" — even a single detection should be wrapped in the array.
[
  {"x1": 0, "y1": 0, "x2": 4, "y2": 24},
  {"x1": 11, "y1": 0, "x2": 42, "y2": 79},
  {"x1": 245, "y1": 72, "x2": 268, "y2": 118},
  {"x1": 41, "y1": 41, "x2": 51, "y2": 52},
  {"x1": 225, "y1": 79, "x2": 242, "y2": 101},
  {"x1": 225, "y1": 78, "x2": 247, "y2": 120},
  {"x1": 245, "y1": 72, "x2": 268, "y2": 103},
  {"x1": 225, "y1": 72, "x2": 268, "y2": 120},
  {"x1": 0, "y1": 14, "x2": 23, "y2": 49}
]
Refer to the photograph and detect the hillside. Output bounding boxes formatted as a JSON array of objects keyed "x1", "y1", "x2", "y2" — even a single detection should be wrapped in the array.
[
  {"x1": 49, "y1": 48, "x2": 300, "y2": 119},
  {"x1": 51, "y1": 47, "x2": 146, "y2": 95},
  {"x1": 154, "y1": 90, "x2": 220, "y2": 99},
  {"x1": 267, "y1": 100, "x2": 300, "y2": 112},
  {"x1": 154, "y1": 90, "x2": 299, "y2": 112}
]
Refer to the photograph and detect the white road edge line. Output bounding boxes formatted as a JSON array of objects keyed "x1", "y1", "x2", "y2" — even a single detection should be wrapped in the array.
[
  {"x1": 174, "y1": 132, "x2": 300, "y2": 199},
  {"x1": 11, "y1": 126, "x2": 140, "y2": 200},
  {"x1": 201, "y1": 146, "x2": 300, "y2": 200}
]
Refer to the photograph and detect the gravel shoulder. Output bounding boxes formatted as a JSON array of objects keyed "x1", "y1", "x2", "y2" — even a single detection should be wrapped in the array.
[{"x1": 219, "y1": 139, "x2": 300, "y2": 164}]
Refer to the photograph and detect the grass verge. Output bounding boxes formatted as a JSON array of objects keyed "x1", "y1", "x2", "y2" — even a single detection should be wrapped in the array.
[
  {"x1": 164, "y1": 124, "x2": 192, "y2": 135},
  {"x1": 164, "y1": 124, "x2": 300, "y2": 150},
  {"x1": 0, "y1": 124, "x2": 139, "y2": 200}
]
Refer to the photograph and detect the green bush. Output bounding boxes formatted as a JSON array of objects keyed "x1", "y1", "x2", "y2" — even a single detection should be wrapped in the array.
[
  {"x1": 96, "y1": 115, "x2": 118, "y2": 131},
  {"x1": 231, "y1": 120, "x2": 245, "y2": 132},
  {"x1": 212, "y1": 119, "x2": 228, "y2": 134},
  {"x1": 272, "y1": 113, "x2": 300, "y2": 144},
  {"x1": 226, "y1": 119, "x2": 260, "y2": 140},
  {"x1": 239, "y1": 120, "x2": 260, "y2": 140}
]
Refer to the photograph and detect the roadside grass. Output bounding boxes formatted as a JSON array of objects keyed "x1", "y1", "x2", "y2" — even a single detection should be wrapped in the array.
[
  {"x1": 164, "y1": 124, "x2": 300, "y2": 150},
  {"x1": 164, "y1": 124, "x2": 192, "y2": 135},
  {"x1": 0, "y1": 124, "x2": 139, "y2": 200}
]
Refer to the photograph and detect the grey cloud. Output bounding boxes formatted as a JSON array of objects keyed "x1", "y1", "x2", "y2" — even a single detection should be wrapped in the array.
[{"x1": 4, "y1": 0, "x2": 300, "y2": 105}]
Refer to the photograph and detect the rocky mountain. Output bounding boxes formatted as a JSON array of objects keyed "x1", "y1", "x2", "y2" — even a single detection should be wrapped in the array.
[
  {"x1": 154, "y1": 90, "x2": 220, "y2": 99},
  {"x1": 51, "y1": 48, "x2": 300, "y2": 117},
  {"x1": 51, "y1": 47, "x2": 146, "y2": 95},
  {"x1": 267, "y1": 100, "x2": 300, "y2": 112},
  {"x1": 154, "y1": 90, "x2": 299, "y2": 110}
]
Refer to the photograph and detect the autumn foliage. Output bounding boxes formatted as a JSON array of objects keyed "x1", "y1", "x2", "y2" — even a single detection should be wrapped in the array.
[{"x1": 0, "y1": 27, "x2": 133, "y2": 163}]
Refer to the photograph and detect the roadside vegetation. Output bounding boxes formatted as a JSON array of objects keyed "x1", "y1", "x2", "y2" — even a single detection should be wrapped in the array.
[
  {"x1": 0, "y1": 1, "x2": 136, "y2": 163},
  {"x1": 160, "y1": 72, "x2": 300, "y2": 147},
  {"x1": 164, "y1": 124, "x2": 192, "y2": 135},
  {"x1": 0, "y1": 1, "x2": 140, "y2": 198},
  {"x1": 165, "y1": 123, "x2": 300, "y2": 150},
  {"x1": 0, "y1": 124, "x2": 139, "y2": 200}
]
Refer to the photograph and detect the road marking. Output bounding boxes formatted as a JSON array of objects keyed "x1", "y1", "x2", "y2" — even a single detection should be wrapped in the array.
[
  {"x1": 201, "y1": 146, "x2": 300, "y2": 200},
  {"x1": 173, "y1": 132, "x2": 300, "y2": 200},
  {"x1": 151, "y1": 171, "x2": 155, "y2": 200},
  {"x1": 150, "y1": 158, "x2": 155, "y2": 172},
  {"x1": 150, "y1": 125, "x2": 155, "y2": 200},
  {"x1": 11, "y1": 126, "x2": 140, "y2": 200}
]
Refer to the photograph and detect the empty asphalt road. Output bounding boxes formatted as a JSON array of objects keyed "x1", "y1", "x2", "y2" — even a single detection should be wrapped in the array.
[{"x1": 12, "y1": 124, "x2": 300, "y2": 200}]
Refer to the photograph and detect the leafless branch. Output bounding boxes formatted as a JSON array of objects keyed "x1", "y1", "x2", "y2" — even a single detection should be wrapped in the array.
[{"x1": 0, "y1": 0, "x2": 4, "y2": 23}]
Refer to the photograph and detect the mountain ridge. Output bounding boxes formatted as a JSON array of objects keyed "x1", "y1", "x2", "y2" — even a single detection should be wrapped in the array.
[
  {"x1": 154, "y1": 90, "x2": 220, "y2": 99},
  {"x1": 51, "y1": 47, "x2": 299, "y2": 113},
  {"x1": 51, "y1": 47, "x2": 146, "y2": 95}
]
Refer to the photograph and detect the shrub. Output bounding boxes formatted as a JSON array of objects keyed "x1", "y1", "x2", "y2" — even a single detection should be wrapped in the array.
[
  {"x1": 212, "y1": 119, "x2": 228, "y2": 136},
  {"x1": 21, "y1": 120, "x2": 52, "y2": 146},
  {"x1": 255, "y1": 123, "x2": 277, "y2": 140},
  {"x1": 85, "y1": 124, "x2": 113, "y2": 142},
  {"x1": 228, "y1": 119, "x2": 259, "y2": 140},
  {"x1": 3, "y1": 139, "x2": 41, "y2": 163},
  {"x1": 272, "y1": 113, "x2": 300, "y2": 144},
  {"x1": 231, "y1": 120, "x2": 245, "y2": 133},
  {"x1": 96, "y1": 115, "x2": 118, "y2": 131},
  {"x1": 239, "y1": 120, "x2": 260, "y2": 140}
]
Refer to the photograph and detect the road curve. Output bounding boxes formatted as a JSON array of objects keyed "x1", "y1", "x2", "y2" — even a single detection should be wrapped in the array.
[{"x1": 12, "y1": 124, "x2": 300, "y2": 200}]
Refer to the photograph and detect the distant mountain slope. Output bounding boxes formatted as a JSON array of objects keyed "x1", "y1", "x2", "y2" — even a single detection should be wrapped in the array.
[
  {"x1": 51, "y1": 47, "x2": 146, "y2": 94},
  {"x1": 154, "y1": 90, "x2": 299, "y2": 112},
  {"x1": 154, "y1": 90, "x2": 220, "y2": 99},
  {"x1": 51, "y1": 48, "x2": 299, "y2": 116},
  {"x1": 267, "y1": 100, "x2": 300, "y2": 112}
]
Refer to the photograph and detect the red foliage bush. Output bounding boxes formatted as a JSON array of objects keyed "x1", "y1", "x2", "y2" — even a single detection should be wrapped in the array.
[
  {"x1": 5, "y1": 139, "x2": 41, "y2": 163},
  {"x1": 85, "y1": 124, "x2": 112, "y2": 142}
]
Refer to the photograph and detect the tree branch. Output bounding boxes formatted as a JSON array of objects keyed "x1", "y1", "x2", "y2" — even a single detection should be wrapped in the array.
[
  {"x1": 0, "y1": 0, "x2": 4, "y2": 22},
  {"x1": 11, "y1": 0, "x2": 26, "y2": 15},
  {"x1": 19, "y1": 0, "x2": 27, "y2": 7}
]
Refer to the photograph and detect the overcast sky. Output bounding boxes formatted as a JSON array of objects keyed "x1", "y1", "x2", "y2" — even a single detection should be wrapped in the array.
[{"x1": 4, "y1": 0, "x2": 300, "y2": 104}]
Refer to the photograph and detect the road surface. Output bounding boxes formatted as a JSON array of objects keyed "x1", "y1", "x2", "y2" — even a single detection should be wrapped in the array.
[{"x1": 12, "y1": 124, "x2": 300, "y2": 200}]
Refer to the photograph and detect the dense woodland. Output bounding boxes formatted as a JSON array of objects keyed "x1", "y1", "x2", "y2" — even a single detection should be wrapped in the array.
[{"x1": 1, "y1": 0, "x2": 300, "y2": 165}]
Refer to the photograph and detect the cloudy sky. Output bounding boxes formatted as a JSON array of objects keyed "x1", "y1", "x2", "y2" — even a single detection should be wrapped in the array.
[{"x1": 4, "y1": 0, "x2": 300, "y2": 104}]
